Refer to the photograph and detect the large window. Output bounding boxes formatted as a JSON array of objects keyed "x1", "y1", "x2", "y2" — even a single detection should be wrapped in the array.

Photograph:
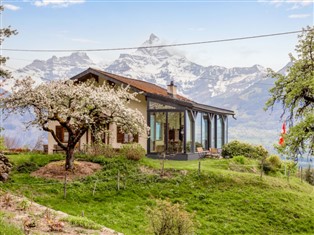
[
  {"x1": 202, "y1": 114, "x2": 209, "y2": 149},
  {"x1": 149, "y1": 111, "x2": 184, "y2": 154},
  {"x1": 195, "y1": 112, "x2": 202, "y2": 148},
  {"x1": 216, "y1": 115, "x2": 224, "y2": 148},
  {"x1": 210, "y1": 115, "x2": 216, "y2": 148},
  {"x1": 186, "y1": 111, "x2": 193, "y2": 153},
  {"x1": 150, "y1": 112, "x2": 166, "y2": 153},
  {"x1": 167, "y1": 112, "x2": 184, "y2": 154}
]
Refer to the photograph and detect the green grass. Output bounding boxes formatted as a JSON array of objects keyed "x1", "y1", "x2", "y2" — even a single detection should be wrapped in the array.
[
  {"x1": 62, "y1": 215, "x2": 103, "y2": 230},
  {"x1": 0, "y1": 212, "x2": 24, "y2": 235},
  {"x1": 3, "y1": 153, "x2": 314, "y2": 235}
]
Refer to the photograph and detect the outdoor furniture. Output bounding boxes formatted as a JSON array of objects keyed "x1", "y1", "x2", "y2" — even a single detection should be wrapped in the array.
[
  {"x1": 197, "y1": 147, "x2": 210, "y2": 159},
  {"x1": 208, "y1": 148, "x2": 222, "y2": 158}
]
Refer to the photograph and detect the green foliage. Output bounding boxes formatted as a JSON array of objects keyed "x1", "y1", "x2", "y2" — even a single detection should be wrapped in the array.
[
  {"x1": 147, "y1": 199, "x2": 195, "y2": 235},
  {"x1": 0, "y1": 217, "x2": 24, "y2": 235},
  {"x1": 284, "y1": 160, "x2": 298, "y2": 174},
  {"x1": 62, "y1": 216, "x2": 103, "y2": 230},
  {"x1": 0, "y1": 136, "x2": 6, "y2": 151},
  {"x1": 84, "y1": 142, "x2": 117, "y2": 158},
  {"x1": 222, "y1": 140, "x2": 268, "y2": 159},
  {"x1": 16, "y1": 161, "x2": 39, "y2": 173},
  {"x1": 232, "y1": 155, "x2": 246, "y2": 164},
  {"x1": 120, "y1": 143, "x2": 146, "y2": 161},
  {"x1": 262, "y1": 155, "x2": 282, "y2": 175},
  {"x1": 304, "y1": 167, "x2": 314, "y2": 185},
  {"x1": 265, "y1": 26, "x2": 314, "y2": 156}
]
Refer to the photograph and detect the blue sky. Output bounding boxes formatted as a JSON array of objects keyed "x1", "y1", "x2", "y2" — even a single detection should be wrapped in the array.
[{"x1": 2, "y1": 0, "x2": 314, "y2": 70}]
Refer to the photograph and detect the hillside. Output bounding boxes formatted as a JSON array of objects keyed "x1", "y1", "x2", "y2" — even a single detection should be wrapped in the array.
[{"x1": 2, "y1": 153, "x2": 314, "y2": 234}]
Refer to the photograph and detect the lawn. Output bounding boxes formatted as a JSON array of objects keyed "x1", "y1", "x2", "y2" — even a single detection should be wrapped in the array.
[{"x1": 2, "y1": 153, "x2": 314, "y2": 234}]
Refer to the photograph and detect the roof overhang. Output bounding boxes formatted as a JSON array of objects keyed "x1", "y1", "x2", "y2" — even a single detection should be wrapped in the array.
[{"x1": 70, "y1": 68, "x2": 235, "y2": 116}]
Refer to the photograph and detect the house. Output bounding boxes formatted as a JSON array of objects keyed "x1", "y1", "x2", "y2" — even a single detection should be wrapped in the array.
[{"x1": 47, "y1": 68, "x2": 235, "y2": 160}]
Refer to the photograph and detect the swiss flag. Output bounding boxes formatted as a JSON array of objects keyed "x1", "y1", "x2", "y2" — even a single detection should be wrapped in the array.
[
  {"x1": 281, "y1": 122, "x2": 286, "y2": 135},
  {"x1": 279, "y1": 122, "x2": 286, "y2": 146}
]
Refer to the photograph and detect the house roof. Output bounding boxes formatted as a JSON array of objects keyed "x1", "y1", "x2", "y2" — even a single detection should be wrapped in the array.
[{"x1": 70, "y1": 68, "x2": 235, "y2": 116}]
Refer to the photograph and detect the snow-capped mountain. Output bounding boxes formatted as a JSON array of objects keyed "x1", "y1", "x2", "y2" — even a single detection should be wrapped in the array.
[
  {"x1": 16, "y1": 52, "x2": 98, "y2": 82},
  {"x1": 5, "y1": 34, "x2": 287, "y2": 151}
]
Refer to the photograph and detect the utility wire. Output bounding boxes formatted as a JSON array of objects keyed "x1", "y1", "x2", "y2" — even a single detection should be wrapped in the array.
[{"x1": 2, "y1": 29, "x2": 312, "y2": 53}]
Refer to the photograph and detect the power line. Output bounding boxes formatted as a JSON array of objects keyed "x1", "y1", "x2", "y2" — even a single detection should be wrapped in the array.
[{"x1": 2, "y1": 29, "x2": 312, "y2": 53}]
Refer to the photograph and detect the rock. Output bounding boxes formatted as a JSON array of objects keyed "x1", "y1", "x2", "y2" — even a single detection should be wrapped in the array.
[
  {"x1": 1, "y1": 173, "x2": 9, "y2": 181},
  {"x1": 0, "y1": 153, "x2": 12, "y2": 182}
]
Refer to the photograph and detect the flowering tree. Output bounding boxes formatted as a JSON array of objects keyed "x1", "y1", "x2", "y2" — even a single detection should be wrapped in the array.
[{"x1": 1, "y1": 78, "x2": 147, "y2": 170}]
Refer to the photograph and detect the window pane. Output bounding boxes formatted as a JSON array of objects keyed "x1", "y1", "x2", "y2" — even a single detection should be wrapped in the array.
[
  {"x1": 210, "y1": 115, "x2": 216, "y2": 148},
  {"x1": 202, "y1": 114, "x2": 208, "y2": 149},
  {"x1": 195, "y1": 112, "x2": 202, "y2": 149},
  {"x1": 167, "y1": 112, "x2": 184, "y2": 154},
  {"x1": 150, "y1": 112, "x2": 166, "y2": 153},
  {"x1": 149, "y1": 101, "x2": 176, "y2": 110},
  {"x1": 186, "y1": 111, "x2": 193, "y2": 153},
  {"x1": 217, "y1": 115, "x2": 223, "y2": 148}
]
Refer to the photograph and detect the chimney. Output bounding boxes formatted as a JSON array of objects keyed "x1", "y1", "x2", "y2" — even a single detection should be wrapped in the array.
[{"x1": 167, "y1": 81, "x2": 177, "y2": 97}]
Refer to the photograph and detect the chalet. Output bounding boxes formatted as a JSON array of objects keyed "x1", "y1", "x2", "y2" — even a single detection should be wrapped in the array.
[{"x1": 47, "y1": 68, "x2": 235, "y2": 160}]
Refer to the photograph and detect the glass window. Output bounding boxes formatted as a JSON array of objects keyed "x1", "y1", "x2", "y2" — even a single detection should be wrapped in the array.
[
  {"x1": 195, "y1": 112, "x2": 202, "y2": 148},
  {"x1": 167, "y1": 112, "x2": 184, "y2": 154},
  {"x1": 217, "y1": 115, "x2": 224, "y2": 148},
  {"x1": 202, "y1": 114, "x2": 209, "y2": 150},
  {"x1": 149, "y1": 112, "x2": 166, "y2": 153},
  {"x1": 149, "y1": 101, "x2": 176, "y2": 110},
  {"x1": 186, "y1": 111, "x2": 193, "y2": 153},
  {"x1": 210, "y1": 115, "x2": 216, "y2": 148}
]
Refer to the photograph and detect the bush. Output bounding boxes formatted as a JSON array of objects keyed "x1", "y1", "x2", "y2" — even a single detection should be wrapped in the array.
[
  {"x1": 120, "y1": 143, "x2": 146, "y2": 161},
  {"x1": 84, "y1": 143, "x2": 117, "y2": 158},
  {"x1": 16, "y1": 162, "x2": 38, "y2": 173},
  {"x1": 262, "y1": 155, "x2": 282, "y2": 174},
  {"x1": 147, "y1": 199, "x2": 195, "y2": 235},
  {"x1": 232, "y1": 155, "x2": 246, "y2": 165},
  {"x1": 222, "y1": 140, "x2": 268, "y2": 159},
  {"x1": 304, "y1": 167, "x2": 314, "y2": 185}
]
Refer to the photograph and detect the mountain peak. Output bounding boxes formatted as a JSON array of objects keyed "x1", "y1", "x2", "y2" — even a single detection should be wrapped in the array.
[
  {"x1": 142, "y1": 33, "x2": 160, "y2": 46},
  {"x1": 148, "y1": 33, "x2": 159, "y2": 44}
]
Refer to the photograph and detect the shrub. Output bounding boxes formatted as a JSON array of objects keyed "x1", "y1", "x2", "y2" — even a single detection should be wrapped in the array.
[
  {"x1": 262, "y1": 155, "x2": 282, "y2": 174},
  {"x1": 147, "y1": 199, "x2": 195, "y2": 235},
  {"x1": 222, "y1": 140, "x2": 268, "y2": 159},
  {"x1": 16, "y1": 162, "x2": 38, "y2": 173},
  {"x1": 84, "y1": 143, "x2": 117, "y2": 158},
  {"x1": 232, "y1": 155, "x2": 246, "y2": 165},
  {"x1": 120, "y1": 143, "x2": 146, "y2": 161},
  {"x1": 304, "y1": 167, "x2": 314, "y2": 185}
]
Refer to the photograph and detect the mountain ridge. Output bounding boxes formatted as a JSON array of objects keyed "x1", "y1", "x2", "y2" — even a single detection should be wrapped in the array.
[{"x1": 5, "y1": 34, "x2": 289, "y2": 151}]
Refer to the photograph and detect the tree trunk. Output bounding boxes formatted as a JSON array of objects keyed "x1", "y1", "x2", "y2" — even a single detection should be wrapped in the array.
[{"x1": 65, "y1": 147, "x2": 75, "y2": 171}]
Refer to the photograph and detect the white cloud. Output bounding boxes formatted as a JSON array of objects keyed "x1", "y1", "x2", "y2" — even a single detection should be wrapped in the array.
[
  {"x1": 4, "y1": 4, "x2": 21, "y2": 11},
  {"x1": 289, "y1": 13, "x2": 311, "y2": 18},
  {"x1": 33, "y1": 0, "x2": 85, "y2": 7},
  {"x1": 261, "y1": 0, "x2": 313, "y2": 9}
]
